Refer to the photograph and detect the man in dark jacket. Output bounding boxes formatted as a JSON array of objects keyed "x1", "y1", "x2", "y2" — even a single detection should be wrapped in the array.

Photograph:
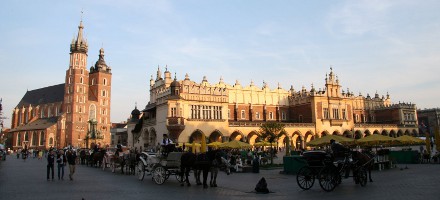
[
  {"x1": 47, "y1": 149, "x2": 55, "y2": 181},
  {"x1": 66, "y1": 149, "x2": 77, "y2": 180}
]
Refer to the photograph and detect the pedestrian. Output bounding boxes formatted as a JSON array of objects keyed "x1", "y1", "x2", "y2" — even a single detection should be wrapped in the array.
[
  {"x1": 38, "y1": 150, "x2": 43, "y2": 160},
  {"x1": 47, "y1": 149, "x2": 55, "y2": 181},
  {"x1": 66, "y1": 149, "x2": 77, "y2": 180},
  {"x1": 57, "y1": 150, "x2": 67, "y2": 180}
]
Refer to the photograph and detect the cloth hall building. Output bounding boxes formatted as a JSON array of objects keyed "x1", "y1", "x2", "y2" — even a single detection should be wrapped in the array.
[
  {"x1": 128, "y1": 67, "x2": 418, "y2": 151},
  {"x1": 8, "y1": 21, "x2": 112, "y2": 150}
]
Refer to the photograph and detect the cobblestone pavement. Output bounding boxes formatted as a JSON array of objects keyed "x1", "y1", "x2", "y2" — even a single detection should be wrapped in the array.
[{"x1": 1, "y1": 154, "x2": 439, "y2": 200}]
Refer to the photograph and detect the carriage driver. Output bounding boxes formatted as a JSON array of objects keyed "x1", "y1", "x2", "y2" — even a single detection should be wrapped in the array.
[
  {"x1": 162, "y1": 134, "x2": 173, "y2": 145},
  {"x1": 330, "y1": 139, "x2": 351, "y2": 178},
  {"x1": 115, "y1": 144, "x2": 123, "y2": 157}
]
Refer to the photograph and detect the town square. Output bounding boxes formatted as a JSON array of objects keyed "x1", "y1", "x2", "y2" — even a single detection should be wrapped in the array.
[{"x1": 0, "y1": 1, "x2": 440, "y2": 200}]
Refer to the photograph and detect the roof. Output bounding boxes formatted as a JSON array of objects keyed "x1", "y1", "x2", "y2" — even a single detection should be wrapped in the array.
[
  {"x1": 16, "y1": 84, "x2": 65, "y2": 108},
  {"x1": 111, "y1": 123, "x2": 127, "y2": 129},
  {"x1": 9, "y1": 117, "x2": 59, "y2": 132}
]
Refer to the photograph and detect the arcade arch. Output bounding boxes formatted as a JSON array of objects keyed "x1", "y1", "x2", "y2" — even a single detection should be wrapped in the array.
[{"x1": 209, "y1": 130, "x2": 223, "y2": 142}]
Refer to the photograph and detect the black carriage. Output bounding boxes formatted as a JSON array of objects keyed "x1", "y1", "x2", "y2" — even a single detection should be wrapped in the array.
[{"x1": 296, "y1": 150, "x2": 371, "y2": 192}]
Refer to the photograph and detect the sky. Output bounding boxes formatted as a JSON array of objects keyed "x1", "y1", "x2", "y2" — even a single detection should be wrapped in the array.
[{"x1": 1, "y1": 0, "x2": 440, "y2": 128}]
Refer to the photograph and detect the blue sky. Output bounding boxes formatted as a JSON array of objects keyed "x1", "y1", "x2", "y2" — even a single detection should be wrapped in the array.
[{"x1": 1, "y1": 0, "x2": 440, "y2": 128}]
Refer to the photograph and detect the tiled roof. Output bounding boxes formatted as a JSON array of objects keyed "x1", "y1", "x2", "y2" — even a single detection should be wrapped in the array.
[
  {"x1": 16, "y1": 84, "x2": 65, "y2": 108},
  {"x1": 9, "y1": 117, "x2": 59, "y2": 132}
]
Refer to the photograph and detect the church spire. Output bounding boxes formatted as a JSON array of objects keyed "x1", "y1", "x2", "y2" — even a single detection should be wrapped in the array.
[{"x1": 70, "y1": 19, "x2": 88, "y2": 54}]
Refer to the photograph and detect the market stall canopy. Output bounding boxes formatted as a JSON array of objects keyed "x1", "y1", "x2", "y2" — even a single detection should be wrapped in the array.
[
  {"x1": 207, "y1": 142, "x2": 223, "y2": 147},
  {"x1": 254, "y1": 141, "x2": 276, "y2": 147},
  {"x1": 307, "y1": 135, "x2": 354, "y2": 147},
  {"x1": 395, "y1": 135, "x2": 425, "y2": 145},
  {"x1": 218, "y1": 140, "x2": 252, "y2": 149},
  {"x1": 177, "y1": 143, "x2": 201, "y2": 147},
  {"x1": 356, "y1": 134, "x2": 395, "y2": 146}
]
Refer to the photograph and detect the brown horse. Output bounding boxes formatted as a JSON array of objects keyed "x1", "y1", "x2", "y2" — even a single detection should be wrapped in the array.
[{"x1": 91, "y1": 149, "x2": 105, "y2": 168}]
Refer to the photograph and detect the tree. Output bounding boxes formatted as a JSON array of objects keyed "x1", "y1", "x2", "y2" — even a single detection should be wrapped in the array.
[{"x1": 257, "y1": 122, "x2": 286, "y2": 165}]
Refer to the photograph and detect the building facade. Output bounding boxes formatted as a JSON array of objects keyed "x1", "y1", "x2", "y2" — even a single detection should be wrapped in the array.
[
  {"x1": 417, "y1": 108, "x2": 440, "y2": 137},
  {"x1": 8, "y1": 21, "x2": 112, "y2": 150},
  {"x1": 128, "y1": 67, "x2": 419, "y2": 151}
]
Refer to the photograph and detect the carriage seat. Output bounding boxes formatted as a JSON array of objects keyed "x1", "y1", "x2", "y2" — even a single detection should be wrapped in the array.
[
  {"x1": 302, "y1": 151, "x2": 330, "y2": 166},
  {"x1": 166, "y1": 152, "x2": 184, "y2": 168}
]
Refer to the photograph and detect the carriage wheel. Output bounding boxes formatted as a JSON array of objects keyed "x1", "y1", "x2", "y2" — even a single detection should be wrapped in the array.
[
  {"x1": 137, "y1": 162, "x2": 145, "y2": 181},
  {"x1": 152, "y1": 166, "x2": 166, "y2": 185},
  {"x1": 296, "y1": 166, "x2": 315, "y2": 190},
  {"x1": 318, "y1": 166, "x2": 337, "y2": 192},
  {"x1": 357, "y1": 167, "x2": 368, "y2": 187}
]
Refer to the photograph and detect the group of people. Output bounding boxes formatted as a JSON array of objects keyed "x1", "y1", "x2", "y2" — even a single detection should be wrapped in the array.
[{"x1": 46, "y1": 147, "x2": 77, "y2": 181}]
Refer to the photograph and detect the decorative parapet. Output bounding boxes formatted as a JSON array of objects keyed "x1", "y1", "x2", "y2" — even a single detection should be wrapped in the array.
[
  {"x1": 186, "y1": 119, "x2": 226, "y2": 122},
  {"x1": 167, "y1": 117, "x2": 185, "y2": 125},
  {"x1": 144, "y1": 119, "x2": 156, "y2": 126},
  {"x1": 354, "y1": 123, "x2": 398, "y2": 129},
  {"x1": 228, "y1": 121, "x2": 315, "y2": 128}
]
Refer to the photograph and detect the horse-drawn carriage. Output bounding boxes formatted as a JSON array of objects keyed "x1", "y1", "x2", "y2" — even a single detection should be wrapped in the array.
[
  {"x1": 102, "y1": 147, "x2": 136, "y2": 174},
  {"x1": 296, "y1": 150, "x2": 373, "y2": 192},
  {"x1": 137, "y1": 151, "x2": 186, "y2": 185}
]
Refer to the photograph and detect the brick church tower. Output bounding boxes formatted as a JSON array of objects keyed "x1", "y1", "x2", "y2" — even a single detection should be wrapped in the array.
[{"x1": 64, "y1": 20, "x2": 112, "y2": 148}]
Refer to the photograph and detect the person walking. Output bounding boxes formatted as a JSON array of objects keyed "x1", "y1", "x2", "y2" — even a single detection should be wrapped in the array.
[
  {"x1": 47, "y1": 149, "x2": 55, "y2": 181},
  {"x1": 57, "y1": 150, "x2": 67, "y2": 180},
  {"x1": 66, "y1": 149, "x2": 77, "y2": 180}
]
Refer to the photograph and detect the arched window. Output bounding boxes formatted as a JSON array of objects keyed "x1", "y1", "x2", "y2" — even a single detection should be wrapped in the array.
[
  {"x1": 32, "y1": 131, "x2": 38, "y2": 146},
  {"x1": 102, "y1": 90, "x2": 106, "y2": 97},
  {"x1": 91, "y1": 78, "x2": 95, "y2": 85},
  {"x1": 68, "y1": 77, "x2": 72, "y2": 84},
  {"x1": 17, "y1": 133, "x2": 21, "y2": 146},
  {"x1": 103, "y1": 78, "x2": 107, "y2": 86},
  {"x1": 89, "y1": 104, "x2": 96, "y2": 120},
  {"x1": 24, "y1": 132, "x2": 29, "y2": 141},
  {"x1": 80, "y1": 77, "x2": 83, "y2": 84},
  {"x1": 39, "y1": 131, "x2": 45, "y2": 146},
  {"x1": 49, "y1": 137, "x2": 54, "y2": 146}
]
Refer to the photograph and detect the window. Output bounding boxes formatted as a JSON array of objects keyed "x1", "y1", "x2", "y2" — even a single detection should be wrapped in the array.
[
  {"x1": 255, "y1": 112, "x2": 260, "y2": 120},
  {"x1": 171, "y1": 107, "x2": 177, "y2": 117},
  {"x1": 269, "y1": 112, "x2": 274, "y2": 120},
  {"x1": 39, "y1": 131, "x2": 45, "y2": 146},
  {"x1": 80, "y1": 77, "x2": 83, "y2": 84},
  {"x1": 32, "y1": 132, "x2": 37, "y2": 146},
  {"x1": 332, "y1": 108, "x2": 339, "y2": 119},
  {"x1": 102, "y1": 90, "x2": 106, "y2": 97},
  {"x1": 17, "y1": 133, "x2": 21, "y2": 146},
  {"x1": 103, "y1": 78, "x2": 107, "y2": 86},
  {"x1": 323, "y1": 108, "x2": 329, "y2": 119},
  {"x1": 355, "y1": 114, "x2": 359, "y2": 122},
  {"x1": 282, "y1": 112, "x2": 286, "y2": 120},
  {"x1": 342, "y1": 109, "x2": 347, "y2": 120},
  {"x1": 241, "y1": 110, "x2": 245, "y2": 119},
  {"x1": 228, "y1": 109, "x2": 230, "y2": 119}
]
